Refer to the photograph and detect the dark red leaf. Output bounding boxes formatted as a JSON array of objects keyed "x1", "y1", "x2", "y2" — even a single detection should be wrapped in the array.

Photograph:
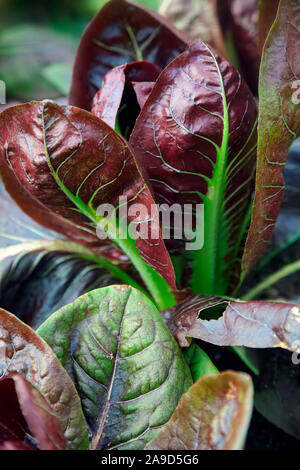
[
  {"x1": 69, "y1": 0, "x2": 188, "y2": 111},
  {"x1": 0, "y1": 101, "x2": 176, "y2": 295},
  {"x1": 130, "y1": 40, "x2": 257, "y2": 295}
]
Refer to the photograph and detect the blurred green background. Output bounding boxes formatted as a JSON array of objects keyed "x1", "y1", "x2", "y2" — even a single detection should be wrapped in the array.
[{"x1": 0, "y1": 0, "x2": 160, "y2": 102}]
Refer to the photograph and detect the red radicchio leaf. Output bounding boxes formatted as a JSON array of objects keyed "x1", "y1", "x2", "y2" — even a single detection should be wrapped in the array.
[
  {"x1": 242, "y1": 0, "x2": 300, "y2": 275},
  {"x1": 130, "y1": 40, "x2": 257, "y2": 295},
  {"x1": 0, "y1": 101, "x2": 176, "y2": 304},
  {"x1": 0, "y1": 308, "x2": 88, "y2": 450},
  {"x1": 69, "y1": 0, "x2": 189, "y2": 111},
  {"x1": 163, "y1": 294, "x2": 300, "y2": 350},
  {"x1": 92, "y1": 61, "x2": 161, "y2": 133}
]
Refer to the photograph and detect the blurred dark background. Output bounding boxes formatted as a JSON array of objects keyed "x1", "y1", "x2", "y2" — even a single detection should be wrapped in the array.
[{"x1": 0, "y1": 0, "x2": 159, "y2": 102}]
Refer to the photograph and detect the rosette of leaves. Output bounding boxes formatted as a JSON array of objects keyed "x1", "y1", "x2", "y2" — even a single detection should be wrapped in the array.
[{"x1": 0, "y1": 0, "x2": 300, "y2": 450}]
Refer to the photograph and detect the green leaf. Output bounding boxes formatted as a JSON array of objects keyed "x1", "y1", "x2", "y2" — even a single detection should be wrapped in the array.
[
  {"x1": 0, "y1": 308, "x2": 89, "y2": 449},
  {"x1": 147, "y1": 371, "x2": 253, "y2": 450},
  {"x1": 183, "y1": 343, "x2": 218, "y2": 381},
  {"x1": 38, "y1": 285, "x2": 192, "y2": 450}
]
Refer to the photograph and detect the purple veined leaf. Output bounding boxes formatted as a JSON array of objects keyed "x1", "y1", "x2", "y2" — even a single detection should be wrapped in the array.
[
  {"x1": 69, "y1": 0, "x2": 189, "y2": 111},
  {"x1": 159, "y1": 0, "x2": 228, "y2": 58},
  {"x1": 0, "y1": 101, "x2": 176, "y2": 308},
  {"x1": 147, "y1": 370, "x2": 253, "y2": 450},
  {"x1": 92, "y1": 61, "x2": 161, "y2": 135},
  {"x1": 130, "y1": 40, "x2": 257, "y2": 296},
  {"x1": 225, "y1": 0, "x2": 260, "y2": 95},
  {"x1": 0, "y1": 308, "x2": 89, "y2": 450},
  {"x1": 163, "y1": 294, "x2": 300, "y2": 351},
  {"x1": 242, "y1": 0, "x2": 300, "y2": 275}
]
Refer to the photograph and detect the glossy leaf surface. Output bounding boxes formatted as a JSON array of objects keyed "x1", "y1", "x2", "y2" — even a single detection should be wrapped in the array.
[
  {"x1": 130, "y1": 40, "x2": 257, "y2": 295},
  {"x1": 38, "y1": 285, "x2": 192, "y2": 450},
  {"x1": 69, "y1": 0, "x2": 188, "y2": 111},
  {"x1": 0, "y1": 100, "x2": 176, "y2": 308},
  {"x1": 0, "y1": 309, "x2": 89, "y2": 450},
  {"x1": 147, "y1": 371, "x2": 253, "y2": 450}
]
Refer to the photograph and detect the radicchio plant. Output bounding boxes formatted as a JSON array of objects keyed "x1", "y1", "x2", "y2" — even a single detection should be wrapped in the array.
[{"x1": 0, "y1": 0, "x2": 299, "y2": 450}]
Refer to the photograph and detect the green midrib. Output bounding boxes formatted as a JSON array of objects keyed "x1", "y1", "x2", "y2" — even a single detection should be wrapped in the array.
[
  {"x1": 190, "y1": 53, "x2": 230, "y2": 296},
  {"x1": 41, "y1": 107, "x2": 175, "y2": 310}
]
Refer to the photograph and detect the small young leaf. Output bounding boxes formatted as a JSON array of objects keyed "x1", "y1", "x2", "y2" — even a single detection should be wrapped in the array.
[
  {"x1": 38, "y1": 285, "x2": 192, "y2": 450},
  {"x1": 92, "y1": 61, "x2": 161, "y2": 134},
  {"x1": 0, "y1": 309, "x2": 89, "y2": 450},
  {"x1": 147, "y1": 371, "x2": 253, "y2": 450},
  {"x1": 130, "y1": 40, "x2": 257, "y2": 296},
  {"x1": 69, "y1": 0, "x2": 188, "y2": 111},
  {"x1": 243, "y1": 0, "x2": 300, "y2": 274}
]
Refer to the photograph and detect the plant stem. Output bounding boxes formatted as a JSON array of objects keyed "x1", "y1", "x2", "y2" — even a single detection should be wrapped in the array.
[{"x1": 242, "y1": 259, "x2": 300, "y2": 301}]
